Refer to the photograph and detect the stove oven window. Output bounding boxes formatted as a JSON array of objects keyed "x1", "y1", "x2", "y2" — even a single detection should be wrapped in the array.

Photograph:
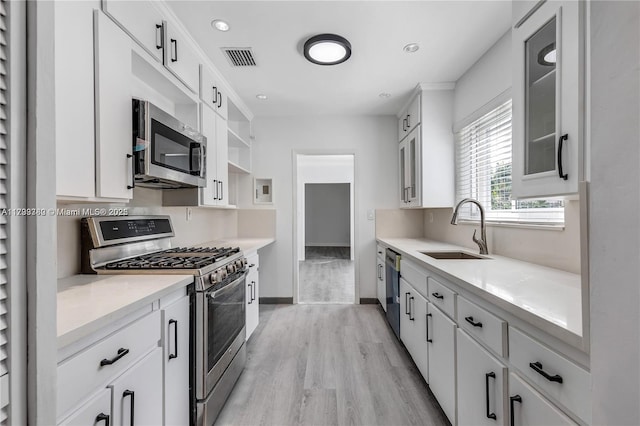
[{"x1": 207, "y1": 275, "x2": 246, "y2": 372}]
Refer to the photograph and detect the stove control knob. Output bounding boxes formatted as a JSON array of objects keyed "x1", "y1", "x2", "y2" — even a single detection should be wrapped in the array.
[
  {"x1": 226, "y1": 264, "x2": 236, "y2": 274},
  {"x1": 209, "y1": 273, "x2": 217, "y2": 285},
  {"x1": 220, "y1": 269, "x2": 228, "y2": 281}
]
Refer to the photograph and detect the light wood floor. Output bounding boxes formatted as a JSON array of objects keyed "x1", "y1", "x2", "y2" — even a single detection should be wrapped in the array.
[
  {"x1": 215, "y1": 304, "x2": 449, "y2": 426},
  {"x1": 299, "y1": 247, "x2": 355, "y2": 304}
]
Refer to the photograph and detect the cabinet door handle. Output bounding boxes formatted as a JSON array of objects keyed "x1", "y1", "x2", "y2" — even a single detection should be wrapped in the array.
[
  {"x1": 404, "y1": 292, "x2": 410, "y2": 315},
  {"x1": 213, "y1": 179, "x2": 218, "y2": 200},
  {"x1": 557, "y1": 133, "x2": 569, "y2": 180},
  {"x1": 406, "y1": 114, "x2": 411, "y2": 128},
  {"x1": 529, "y1": 361, "x2": 563, "y2": 383},
  {"x1": 402, "y1": 118, "x2": 407, "y2": 131},
  {"x1": 218, "y1": 181, "x2": 224, "y2": 200},
  {"x1": 509, "y1": 395, "x2": 522, "y2": 426},
  {"x1": 168, "y1": 319, "x2": 178, "y2": 360},
  {"x1": 248, "y1": 282, "x2": 253, "y2": 304},
  {"x1": 213, "y1": 86, "x2": 218, "y2": 105},
  {"x1": 126, "y1": 154, "x2": 135, "y2": 190},
  {"x1": 431, "y1": 292, "x2": 444, "y2": 300},
  {"x1": 96, "y1": 413, "x2": 110, "y2": 426},
  {"x1": 485, "y1": 372, "x2": 497, "y2": 420},
  {"x1": 155, "y1": 24, "x2": 163, "y2": 50},
  {"x1": 465, "y1": 316, "x2": 483, "y2": 328},
  {"x1": 409, "y1": 296, "x2": 415, "y2": 321},
  {"x1": 426, "y1": 313, "x2": 432, "y2": 343},
  {"x1": 218, "y1": 91, "x2": 223, "y2": 108},
  {"x1": 251, "y1": 280, "x2": 256, "y2": 301},
  {"x1": 100, "y1": 347, "x2": 129, "y2": 367},
  {"x1": 123, "y1": 390, "x2": 135, "y2": 426},
  {"x1": 170, "y1": 38, "x2": 178, "y2": 62}
]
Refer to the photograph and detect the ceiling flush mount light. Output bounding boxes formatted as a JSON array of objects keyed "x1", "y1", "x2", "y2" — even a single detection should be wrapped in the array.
[
  {"x1": 403, "y1": 43, "x2": 420, "y2": 53},
  {"x1": 303, "y1": 34, "x2": 352, "y2": 66},
  {"x1": 256, "y1": 94, "x2": 268, "y2": 100},
  {"x1": 211, "y1": 19, "x2": 230, "y2": 32},
  {"x1": 379, "y1": 93, "x2": 391, "y2": 98},
  {"x1": 538, "y1": 42, "x2": 556, "y2": 66}
]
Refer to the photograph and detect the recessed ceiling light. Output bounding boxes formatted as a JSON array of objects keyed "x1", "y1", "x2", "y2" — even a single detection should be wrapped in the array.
[
  {"x1": 211, "y1": 19, "x2": 230, "y2": 32},
  {"x1": 304, "y1": 34, "x2": 352, "y2": 66},
  {"x1": 256, "y1": 94, "x2": 268, "y2": 100},
  {"x1": 379, "y1": 93, "x2": 391, "y2": 98},
  {"x1": 403, "y1": 43, "x2": 420, "y2": 53}
]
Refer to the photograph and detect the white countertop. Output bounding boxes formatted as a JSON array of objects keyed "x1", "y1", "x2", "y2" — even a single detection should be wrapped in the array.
[
  {"x1": 194, "y1": 237, "x2": 275, "y2": 254},
  {"x1": 57, "y1": 274, "x2": 193, "y2": 348},
  {"x1": 378, "y1": 237, "x2": 583, "y2": 345}
]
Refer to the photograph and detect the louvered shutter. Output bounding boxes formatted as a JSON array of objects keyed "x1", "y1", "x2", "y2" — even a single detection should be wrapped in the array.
[{"x1": 0, "y1": 0, "x2": 9, "y2": 422}]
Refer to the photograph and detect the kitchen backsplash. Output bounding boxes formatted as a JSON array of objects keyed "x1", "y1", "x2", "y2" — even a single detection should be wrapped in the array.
[
  {"x1": 376, "y1": 201, "x2": 581, "y2": 274},
  {"x1": 57, "y1": 188, "x2": 275, "y2": 278}
]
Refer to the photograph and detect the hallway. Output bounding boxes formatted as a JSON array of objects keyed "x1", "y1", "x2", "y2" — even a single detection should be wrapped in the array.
[{"x1": 299, "y1": 247, "x2": 355, "y2": 303}]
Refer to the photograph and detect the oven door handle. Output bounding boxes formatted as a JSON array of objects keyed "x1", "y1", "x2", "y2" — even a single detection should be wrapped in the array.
[{"x1": 208, "y1": 271, "x2": 248, "y2": 299}]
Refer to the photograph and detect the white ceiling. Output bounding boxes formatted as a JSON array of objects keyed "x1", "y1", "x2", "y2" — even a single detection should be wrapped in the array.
[{"x1": 167, "y1": 1, "x2": 512, "y2": 117}]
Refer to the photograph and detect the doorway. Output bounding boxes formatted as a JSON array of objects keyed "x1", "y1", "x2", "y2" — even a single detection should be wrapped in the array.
[{"x1": 295, "y1": 154, "x2": 355, "y2": 304}]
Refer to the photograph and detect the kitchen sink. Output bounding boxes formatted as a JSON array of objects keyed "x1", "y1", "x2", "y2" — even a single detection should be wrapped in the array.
[{"x1": 420, "y1": 251, "x2": 486, "y2": 260}]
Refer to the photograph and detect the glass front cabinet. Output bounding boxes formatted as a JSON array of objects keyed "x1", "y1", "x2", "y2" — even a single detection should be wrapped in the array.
[
  {"x1": 399, "y1": 126, "x2": 421, "y2": 207},
  {"x1": 512, "y1": 1, "x2": 584, "y2": 199}
]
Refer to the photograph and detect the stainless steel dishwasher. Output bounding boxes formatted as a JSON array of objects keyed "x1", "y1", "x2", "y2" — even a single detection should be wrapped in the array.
[{"x1": 385, "y1": 248, "x2": 401, "y2": 339}]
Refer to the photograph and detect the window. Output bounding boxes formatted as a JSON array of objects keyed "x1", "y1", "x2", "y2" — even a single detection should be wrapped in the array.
[{"x1": 455, "y1": 99, "x2": 564, "y2": 224}]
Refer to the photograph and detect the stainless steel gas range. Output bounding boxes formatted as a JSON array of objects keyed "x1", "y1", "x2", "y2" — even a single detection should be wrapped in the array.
[{"x1": 81, "y1": 215, "x2": 248, "y2": 426}]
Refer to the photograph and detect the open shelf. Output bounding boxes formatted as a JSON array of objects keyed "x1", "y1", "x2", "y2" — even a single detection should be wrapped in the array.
[
  {"x1": 228, "y1": 127, "x2": 250, "y2": 149},
  {"x1": 228, "y1": 160, "x2": 250, "y2": 174}
]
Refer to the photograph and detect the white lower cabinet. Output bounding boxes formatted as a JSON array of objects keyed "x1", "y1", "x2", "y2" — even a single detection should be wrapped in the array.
[
  {"x1": 110, "y1": 348, "x2": 163, "y2": 426},
  {"x1": 457, "y1": 329, "x2": 508, "y2": 426},
  {"x1": 427, "y1": 302, "x2": 457, "y2": 425},
  {"x1": 508, "y1": 373, "x2": 577, "y2": 426},
  {"x1": 399, "y1": 278, "x2": 428, "y2": 379},
  {"x1": 246, "y1": 252, "x2": 260, "y2": 340},
  {"x1": 162, "y1": 296, "x2": 190, "y2": 426},
  {"x1": 58, "y1": 388, "x2": 111, "y2": 426}
]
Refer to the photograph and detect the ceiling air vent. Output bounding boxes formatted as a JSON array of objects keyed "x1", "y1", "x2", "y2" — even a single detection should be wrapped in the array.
[{"x1": 222, "y1": 47, "x2": 257, "y2": 67}]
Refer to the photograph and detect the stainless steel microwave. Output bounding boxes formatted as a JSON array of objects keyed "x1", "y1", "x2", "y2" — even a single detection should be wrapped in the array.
[{"x1": 132, "y1": 99, "x2": 206, "y2": 189}]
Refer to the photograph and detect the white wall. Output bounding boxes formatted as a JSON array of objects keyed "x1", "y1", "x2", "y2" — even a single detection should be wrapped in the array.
[
  {"x1": 244, "y1": 116, "x2": 397, "y2": 299},
  {"x1": 305, "y1": 183, "x2": 351, "y2": 247},
  {"x1": 453, "y1": 30, "x2": 511, "y2": 130},
  {"x1": 589, "y1": 1, "x2": 640, "y2": 423}
]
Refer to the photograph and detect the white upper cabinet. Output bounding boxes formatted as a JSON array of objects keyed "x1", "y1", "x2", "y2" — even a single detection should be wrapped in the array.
[
  {"x1": 398, "y1": 94, "x2": 420, "y2": 141},
  {"x1": 94, "y1": 11, "x2": 133, "y2": 200},
  {"x1": 512, "y1": 0, "x2": 584, "y2": 198},
  {"x1": 54, "y1": 0, "x2": 98, "y2": 199},
  {"x1": 200, "y1": 65, "x2": 228, "y2": 120},
  {"x1": 200, "y1": 104, "x2": 229, "y2": 207},
  {"x1": 102, "y1": 0, "x2": 165, "y2": 63},
  {"x1": 165, "y1": 23, "x2": 201, "y2": 94},
  {"x1": 398, "y1": 88, "x2": 455, "y2": 208}
]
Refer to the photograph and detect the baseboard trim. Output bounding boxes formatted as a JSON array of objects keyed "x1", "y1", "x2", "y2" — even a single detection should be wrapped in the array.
[
  {"x1": 359, "y1": 298, "x2": 378, "y2": 305},
  {"x1": 260, "y1": 297, "x2": 294, "y2": 304}
]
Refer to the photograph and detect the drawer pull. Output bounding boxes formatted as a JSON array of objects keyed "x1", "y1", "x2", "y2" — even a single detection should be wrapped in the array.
[
  {"x1": 529, "y1": 361, "x2": 563, "y2": 383},
  {"x1": 96, "y1": 413, "x2": 110, "y2": 426},
  {"x1": 431, "y1": 292, "x2": 444, "y2": 300},
  {"x1": 465, "y1": 316, "x2": 483, "y2": 328},
  {"x1": 405, "y1": 292, "x2": 410, "y2": 315},
  {"x1": 426, "y1": 313, "x2": 432, "y2": 343},
  {"x1": 509, "y1": 395, "x2": 522, "y2": 426},
  {"x1": 485, "y1": 372, "x2": 497, "y2": 420},
  {"x1": 99, "y1": 347, "x2": 129, "y2": 367}
]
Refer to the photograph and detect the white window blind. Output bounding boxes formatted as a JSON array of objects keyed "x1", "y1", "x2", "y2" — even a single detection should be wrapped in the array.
[
  {"x1": 0, "y1": 0, "x2": 8, "y2": 422},
  {"x1": 455, "y1": 99, "x2": 564, "y2": 224}
]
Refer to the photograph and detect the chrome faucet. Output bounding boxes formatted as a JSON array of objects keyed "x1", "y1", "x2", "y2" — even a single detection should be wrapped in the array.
[{"x1": 451, "y1": 198, "x2": 489, "y2": 255}]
